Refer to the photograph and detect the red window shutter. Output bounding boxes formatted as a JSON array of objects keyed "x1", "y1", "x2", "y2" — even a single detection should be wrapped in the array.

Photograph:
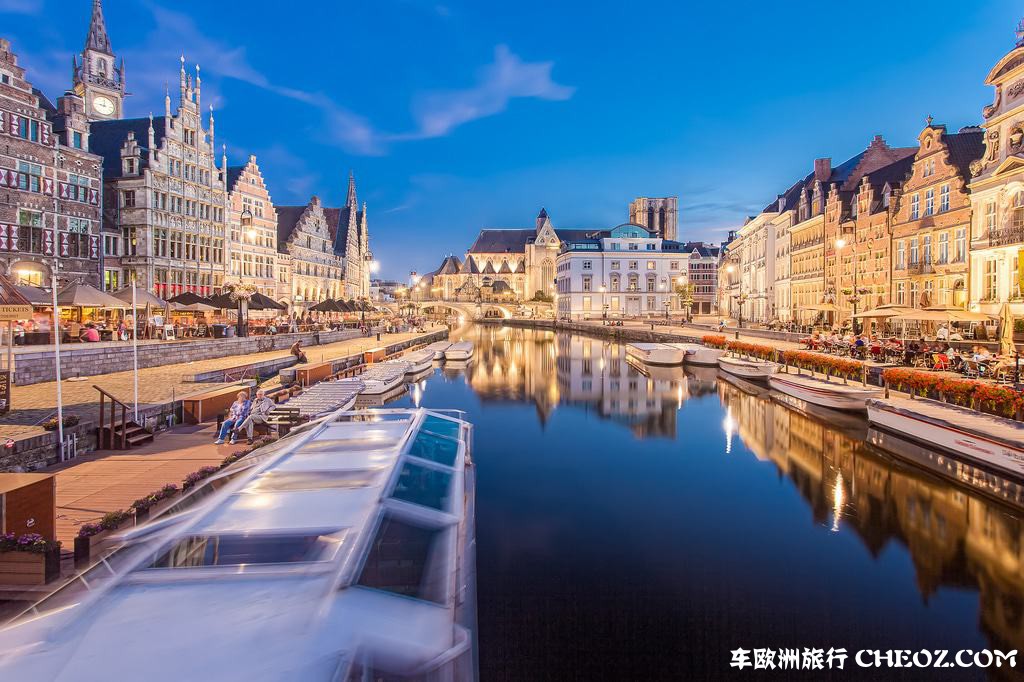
[
  {"x1": 43, "y1": 177, "x2": 54, "y2": 195},
  {"x1": 59, "y1": 231, "x2": 69, "y2": 257},
  {"x1": 8, "y1": 114, "x2": 17, "y2": 136},
  {"x1": 0, "y1": 224, "x2": 7, "y2": 251},
  {"x1": 42, "y1": 229, "x2": 54, "y2": 256},
  {"x1": 9, "y1": 225, "x2": 20, "y2": 251},
  {"x1": 40, "y1": 125, "x2": 50, "y2": 145},
  {"x1": 89, "y1": 188, "x2": 99, "y2": 205},
  {"x1": 89, "y1": 234, "x2": 100, "y2": 259}
]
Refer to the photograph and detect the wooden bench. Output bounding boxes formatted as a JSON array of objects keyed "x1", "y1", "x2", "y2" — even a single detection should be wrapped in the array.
[
  {"x1": 267, "y1": 407, "x2": 302, "y2": 437},
  {"x1": 182, "y1": 384, "x2": 252, "y2": 424}
]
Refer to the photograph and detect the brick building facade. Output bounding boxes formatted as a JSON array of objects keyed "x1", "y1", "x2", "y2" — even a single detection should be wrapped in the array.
[{"x1": 0, "y1": 38, "x2": 102, "y2": 289}]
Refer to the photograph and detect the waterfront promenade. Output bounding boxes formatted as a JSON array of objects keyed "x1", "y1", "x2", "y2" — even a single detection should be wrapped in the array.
[{"x1": 0, "y1": 327, "x2": 438, "y2": 442}]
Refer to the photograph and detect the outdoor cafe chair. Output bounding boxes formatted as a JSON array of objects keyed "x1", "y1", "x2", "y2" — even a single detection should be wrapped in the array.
[
  {"x1": 932, "y1": 353, "x2": 951, "y2": 372},
  {"x1": 962, "y1": 359, "x2": 981, "y2": 379}
]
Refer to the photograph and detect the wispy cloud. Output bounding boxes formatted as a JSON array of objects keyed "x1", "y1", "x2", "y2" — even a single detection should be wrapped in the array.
[
  {"x1": 0, "y1": 0, "x2": 41, "y2": 15},
  {"x1": 397, "y1": 45, "x2": 575, "y2": 140}
]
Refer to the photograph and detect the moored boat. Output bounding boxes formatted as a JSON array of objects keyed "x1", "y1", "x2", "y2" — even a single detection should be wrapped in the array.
[
  {"x1": 867, "y1": 397, "x2": 1024, "y2": 480},
  {"x1": 425, "y1": 341, "x2": 451, "y2": 360},
  {"x1": 718, "y1": 355, "x2": 779, "y2": 382},
  {"x1": 446, "y1": 341, "x2": 474, "y2": 361},
  {"x1": 283, "y1": 378, "x2": 364, "y2": 416},
  {"x1": 0, "y1": 408, "x2": 478, "y2": 681},
  {"x1": 666, "y1": 343, "x2": 725, "y2": 366},
  {"x1": 625, "y1": 343, "x2": 685, "y2": 366},
  {"x1": 768, "y1": 371, "x2": 882, "y2": 411},
  {"x1": 359, "y1": 364, "x2": 407, "y2": 394},
  {"x1": 399, "y1": 349, "x2": 435, "y2": 374}
]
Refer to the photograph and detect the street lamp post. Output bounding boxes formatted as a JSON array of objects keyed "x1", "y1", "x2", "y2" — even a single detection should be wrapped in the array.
[
  {"x1": 236, "y1": 208, "x2": 257, "y2": 338},
  {"x1": 834, "y1": 237, "x2": 863, "y2": 334}
]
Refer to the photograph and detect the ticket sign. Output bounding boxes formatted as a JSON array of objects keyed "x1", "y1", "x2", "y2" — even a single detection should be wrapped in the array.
[{"x1": 0, "y1": 305, "x2": 32, "y2": 322}]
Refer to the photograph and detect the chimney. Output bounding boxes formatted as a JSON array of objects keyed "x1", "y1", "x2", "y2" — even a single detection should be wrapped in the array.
[{"x1": 814, "y1": 158, "x2": 831, "y2": 182}]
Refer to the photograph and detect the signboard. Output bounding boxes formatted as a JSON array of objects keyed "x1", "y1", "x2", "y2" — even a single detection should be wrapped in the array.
[
  {"x1": 0, "y1": 370, "x2": 10, "y2": 416},
  {"x1": 0, "y1": 305, "x2": 32, "y2": 322}
]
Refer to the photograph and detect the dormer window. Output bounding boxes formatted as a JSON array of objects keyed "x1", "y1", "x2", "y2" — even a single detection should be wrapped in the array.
[{"x1": 123, "y1": 158, "x2": 136, "y2": 175}]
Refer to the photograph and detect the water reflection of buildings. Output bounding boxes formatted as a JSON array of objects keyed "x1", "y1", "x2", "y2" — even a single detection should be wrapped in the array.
[
  {"x1": 456, "y1": 326, "x2": 711, "y2": 437},
  {"x1": 718, "y1": 381, "x2": 1024, "y2": 661}
]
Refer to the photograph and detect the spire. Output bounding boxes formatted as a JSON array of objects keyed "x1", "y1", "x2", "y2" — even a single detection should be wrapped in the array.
[
  {"x1": 1017, "y1": 17, "x2": 1024, "y2": 47},
  {"x1": 194, "y1": 63, "x2": 201, "y2": 111},
  {"x1": 85, "y1": 0, "x2": 113, "y2": 55},
  {"x1": 179, "y1": 54, "x2": 187, "y2": 106},
  {"x1": 346, "y1": 170, "x2": 357, "y2": 207},
  {"x1": 536, "y1": 207, "x2": 550, "y2": 231},
  {"x1": 208, "y1": 103, "x2": 215, "y2": 143},
  {"x1": 164, "y1": 82, "x2": 171, "y2": 119}
]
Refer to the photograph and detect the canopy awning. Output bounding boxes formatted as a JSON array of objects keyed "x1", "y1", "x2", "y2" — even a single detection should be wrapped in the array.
[
  {"x1": 803, "y1": 303, "x2": 838, "y2": 312},
  {"x1": 169, "y1": 301, "x2": 216, "y2": 312},
  {"x1": 207, "y1": 291, "x2": 287, "y2": 311},
  {"x1": 889, "y1": 307, "x2": 996, "y2": 323},
  {"x1": 852, "y1": 304, "x2": 916, "y2": 319},
  {"x1": 309, "y1": 299, "x2": 342, "y2": 312},
  {"x1": 111, "y1": 287, "x2": 167, "y2": 308},
  {"x1": 56, "y1": 283, "x2": 127, "y2": 309},
  {"x1": 10, "y1": 283, "x2": 49, "y2": 306}
]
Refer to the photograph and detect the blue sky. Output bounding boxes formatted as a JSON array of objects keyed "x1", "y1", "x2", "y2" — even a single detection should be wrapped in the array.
[{"x1": 1, "y1": 0, "x2": 1021, "y2": 279}]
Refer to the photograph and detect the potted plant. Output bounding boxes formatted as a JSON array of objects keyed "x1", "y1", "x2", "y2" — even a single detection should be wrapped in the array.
[
  {"x1": 0, "y1": 533, "x2": 62, "y2": 585},
  {"x1": 73, "y1": 509, "x2": 132, "y2": 568}
]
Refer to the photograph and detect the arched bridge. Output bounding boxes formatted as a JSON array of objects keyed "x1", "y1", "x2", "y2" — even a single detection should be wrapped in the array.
[{"x1": 381, "y1": 299, "x2": 553, "y2": 321}]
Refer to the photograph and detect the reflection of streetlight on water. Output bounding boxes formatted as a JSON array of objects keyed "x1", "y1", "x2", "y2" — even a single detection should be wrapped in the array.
[
  {"x1": 722, "y1": 406, "x2": 736, "y2": 454},
  {"x1": 831, "y1": 471, "x2": 845, "y2": 532}
]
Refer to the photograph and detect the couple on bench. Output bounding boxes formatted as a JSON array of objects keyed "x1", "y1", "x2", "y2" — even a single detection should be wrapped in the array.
[{"x1": 215, "y1": 388, "x2": 275, "y2": 445}]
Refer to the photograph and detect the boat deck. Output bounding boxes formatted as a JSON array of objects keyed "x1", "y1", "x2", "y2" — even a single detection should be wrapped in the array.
[{"x1": 869, "y1": 397, "x2": 1024, "y2": 450}]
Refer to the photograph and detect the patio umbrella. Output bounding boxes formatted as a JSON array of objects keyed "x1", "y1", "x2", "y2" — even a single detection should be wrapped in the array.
[
  {"x1": 169, "y1": 301, "x2": 216, "y2": 312},
  {"x1": 249, "y1": 292, "x2": 287, "y2": 311},
  {"x1": 999, "y1": 302, "x2": 1016, "y2": 356},
  {"x1": 111, "y1": 287, "x2": 167, "y2": 308},
  {"x1": 167, "y1": 291, "x2": 212, "y2": 306},
  {"x1": 56, "y1": 282, "x2": 126, "y2": 309},
  {"x1": 335, "y1": 300, "x2": 353, "y2": 312},
  {"x1": 309, "y1": 299, "x2": 339, "y2": 312},
  {"x1": 852, "y1": 304, "x2": 915, "y2": 319},
  {"x1": 12, "y1": 284, "x2": 50, "y2": 306}
]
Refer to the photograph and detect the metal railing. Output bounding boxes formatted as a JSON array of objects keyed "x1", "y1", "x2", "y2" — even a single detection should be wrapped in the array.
[{"x1": 94, "y1": 384, "x2": 131, "y2": 449}]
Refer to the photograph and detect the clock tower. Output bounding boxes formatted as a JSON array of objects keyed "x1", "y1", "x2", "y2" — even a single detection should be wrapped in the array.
[{"x1": 72, "y1": 0, "x2": 126, "y2": 121}]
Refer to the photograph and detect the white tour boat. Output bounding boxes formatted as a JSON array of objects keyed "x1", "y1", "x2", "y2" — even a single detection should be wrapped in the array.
[
  {"x1": 718, "y1": 355, "x2": 779, "y2": 382},
  {"x1": 445, "y1": 341, "x2": 474, "y2": 361},
  {"x1": 867, "y1": 397, "x2": 1024, "y2": 479},
  {"x1": 625, "y1": 343, "x2": 686, "y2": 366},
  {"x1": 667, "y1": 343, "x2": 725, "y2": 366},
  {"x1": 357, "y1": 364, "x2": 407, "y2": 395},
  {"x1": 425, "y1": 341, "x2": 452, "y2": 360},
  {"x1": 768, "y1": 371, "x2": 882, "y2": 411},
  {"x1": 0, "y1": 408, "x2": 477, "y2": 682},
  {"x1": 398, "y1": 349, "x2": 435, "y2": 374}
]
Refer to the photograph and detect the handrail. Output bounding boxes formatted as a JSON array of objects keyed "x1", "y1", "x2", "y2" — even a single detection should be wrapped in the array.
[{"x1": 93, "y1": 384, "x2": 131, "y2": 450}]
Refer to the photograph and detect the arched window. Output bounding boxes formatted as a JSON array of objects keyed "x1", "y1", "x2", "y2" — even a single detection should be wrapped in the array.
[
  {"x1": 627, "y1": 274, "x2": 639, "y2": 292},
  {"x1": 541, "y1": 259, "x2": 554, "y2": 292},
  {"x1": 1013, "y1": 191, "x2": 1024, "y2": 230}
]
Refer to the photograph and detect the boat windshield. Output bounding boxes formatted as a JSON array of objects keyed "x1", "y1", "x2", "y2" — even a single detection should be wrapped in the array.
[{"x1": 146, "y1": 531, "x2": 345, "y2": 569}]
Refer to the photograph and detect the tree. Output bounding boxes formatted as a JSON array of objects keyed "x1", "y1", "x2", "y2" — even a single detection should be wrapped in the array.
[{"x1": 675, "y1": 282, "x2": 696, "y2": 322}]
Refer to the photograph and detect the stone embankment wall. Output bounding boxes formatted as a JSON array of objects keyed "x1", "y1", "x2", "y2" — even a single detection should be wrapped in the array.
[
  {"x1": 486, "y1": 318, "x2": 705, "y2": 344},
  {"x1": 13, "y1": 329, "x2": 359, "y2": 386}
]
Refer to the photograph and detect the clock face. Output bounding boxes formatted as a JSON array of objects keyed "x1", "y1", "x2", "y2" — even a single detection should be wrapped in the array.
[{"x1": 92, "y1": 96, "x2": 115, "y2": 117}]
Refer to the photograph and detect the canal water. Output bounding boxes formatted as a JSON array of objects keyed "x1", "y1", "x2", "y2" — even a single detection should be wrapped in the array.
[{"x1": 387, "y1": 325, "x2": 1022, "y2": 681}]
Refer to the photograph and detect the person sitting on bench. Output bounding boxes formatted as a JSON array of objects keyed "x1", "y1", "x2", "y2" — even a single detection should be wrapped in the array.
[
  {"x1": 215, "y1": 390, "x2": 250, "y2": 445},
  {"x1": 233, "y1": 389, "x2": 275, "y2": 444}
]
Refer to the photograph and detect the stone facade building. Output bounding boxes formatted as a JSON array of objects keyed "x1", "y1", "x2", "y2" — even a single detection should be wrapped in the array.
[
  {"x1": 629, "y1": 196, "x2": 678, "y2": 241},
  {"x1": 275, "y1": 197, "x2": 347, "y2": 310},
  {"x1": 0, "y1": 38, "x2": 103, "y2": 289},
  {"x1": 89, "y1": 55, "x2": 228, "y2": 299},
  {"x1": 891, "y1": 122, "x2": 982, "y2": 311},
  {"x1": 968, "y1": 21, "x2": 1024, "y2": 321},
  {"x1": 226, "y1": 155, "x2": 277, "y2": 299},
  {"x1": 555, "y1": 223, "x2": 690, "y2": 319}
]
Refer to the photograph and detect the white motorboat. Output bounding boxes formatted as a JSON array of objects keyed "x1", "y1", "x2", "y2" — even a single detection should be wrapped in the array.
[
  {"x1": 769, "y1": 371, "x2": 882, "y2": 411},
  {"x1": 667, "y1": 343, "x2": 725, "y2": 366},
  {"x1": 867, "y1": 397, "x2": 1024, "y2": 479},
  {"x1": 0, "y1": 408, "x2": 477, "y2": 681},
  {"x1": 625, "y1": 343, "x2": 685, "y2": 366},
  {"x1": 446, "y1": 341, "x2": 474, "y2": 361},
  {"x1": 399, "y1": 349, "x2": 435, "y2": 374},
  {"x1": 359, "y1": 364, "x2": 407, "y2": 395},
  {"x1": 425, "y1": 341, "x2": 451, "y2": 360},
  {"x1": 718, "y1": 355, "x2": 779, "y2": 382}
]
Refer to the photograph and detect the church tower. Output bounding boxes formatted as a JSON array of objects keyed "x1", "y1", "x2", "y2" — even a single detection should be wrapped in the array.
[{"x1": 72, "y1": 0, "x2": 126, "y2": 121}]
